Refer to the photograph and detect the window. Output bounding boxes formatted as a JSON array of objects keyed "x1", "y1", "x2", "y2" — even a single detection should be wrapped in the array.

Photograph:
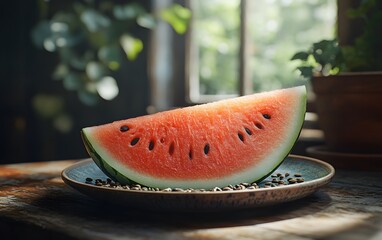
[{"x1": 186, "y1": 0, "x2": 337, "y2": 103}]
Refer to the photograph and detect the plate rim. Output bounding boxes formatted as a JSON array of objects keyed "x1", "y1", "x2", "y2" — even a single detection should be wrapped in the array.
[{"x1": 61, "y1": 154, "x2": 335, "y2": 196}]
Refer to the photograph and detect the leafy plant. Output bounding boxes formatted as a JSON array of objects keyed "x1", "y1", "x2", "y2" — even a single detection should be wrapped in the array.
[
  {"x1": 291, "y1": 0, "x2": 382, "y2": 80},
  {"x1": 32, "y1": 0, "x2": 191, "y2": 105},
  {"x1": 291, "y1": 39, "x2": 343, "y2": 80}
]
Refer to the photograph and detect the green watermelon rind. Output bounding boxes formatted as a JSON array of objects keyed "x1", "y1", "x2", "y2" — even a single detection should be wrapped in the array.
[
  {"x1": 82, "y1": 86, "x2": 306, "y2": 189},
  {"x1": 81, "y1": 131, "x2": 134, "y2": 185}
]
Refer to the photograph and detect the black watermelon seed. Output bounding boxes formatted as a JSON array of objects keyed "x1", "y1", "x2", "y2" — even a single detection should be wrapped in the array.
[
  {"x1": 244, "y1": 127, "x2": 252, "y2": 135},
  {"x1": 131, "y1": 137, "x2": 140, "y2": 146},
  {"x1": 188, "y1": 149, "x2": 193, "y2": 160},
  {"x1": 238, "y1": 132, "x2": 244, "y2": 142},
  {"x1": 120, "y1": 125, "x2": 129, "y2": 132},
  {"x1": 149, "y1": 140, "x2": 155, "y2": 151},
  {"x1": 262, "y1": 114, "x2": 271, "y2": 119},
  {"x1": 204, "y1": 143, "x2": 210, "y2": 155},
  {"x1": 255, "y1": 122, "x2": 263, "y2": 129},
  {"x1": 169, "y1": 142, "x2": 175, "y2": 155}
]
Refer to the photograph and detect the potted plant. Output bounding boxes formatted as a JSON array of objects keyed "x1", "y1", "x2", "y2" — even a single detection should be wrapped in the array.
[{"x1": 291, "y1": 0, "x2": 382, "y2": 156}]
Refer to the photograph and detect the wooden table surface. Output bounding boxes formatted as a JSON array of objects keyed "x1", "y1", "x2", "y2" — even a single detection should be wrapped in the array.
[{"x1": 0, "y1": 159, "x2": 381, "y2": 240}]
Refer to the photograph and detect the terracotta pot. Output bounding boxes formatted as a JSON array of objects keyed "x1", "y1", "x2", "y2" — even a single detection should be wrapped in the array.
[{"x1": 311, "y1": 72, "x2": 382, "y2": 153}]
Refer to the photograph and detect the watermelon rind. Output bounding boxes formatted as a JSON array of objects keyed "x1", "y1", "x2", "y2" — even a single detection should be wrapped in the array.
[
  {"x1": 82, "y1": 86, "x2": 306, "y2": 189},
  {"x1": 81, "y1": 131, "x2": 133, "y2": 185}
]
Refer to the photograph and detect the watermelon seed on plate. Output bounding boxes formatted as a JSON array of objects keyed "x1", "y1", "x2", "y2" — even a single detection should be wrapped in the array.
[
  {"x1": 238, "y1": 132, "x2": 245, "y2": 142},
  {"x1": 203, "y1": 144, "x2": 210, "y2": 155},
  {"x1": 244, "y1": 127, "x2": 252, "y2": 135},
  {"x1": 241, "y1": 182, "x2": 250, "y2": 187},
  {"x1": 87, "y1": 172, "x2": 305, "y2": 191},
  {"x1": 296, "y1": 178, "x2": 305, "y2": 183},
  {"x1": 288, "y1": 178, "x2": 297, "y2": 184},
  {"x1": 130, "y1": 137, "x2": 140, "y2": 146},
  {"x1": 120, "y1": 125, "x2": 129, "y2": 132},
  {"x1": 149, "y1": 140, "x2": 155, "y2": 151},
  {"x1": 262, "y1": 113, "x2": 271, "y2": 119}
]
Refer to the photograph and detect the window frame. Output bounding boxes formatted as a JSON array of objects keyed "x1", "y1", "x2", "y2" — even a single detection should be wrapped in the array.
[
  {"x1": 151, "y1": 0, "x2": 349, "y2": 110},
  {"x1": 185, "y1": 0, "x2": 249, "y2": 104},
  {"x1": 184, "y1": 0, "x2": 341, "y2": 106}
]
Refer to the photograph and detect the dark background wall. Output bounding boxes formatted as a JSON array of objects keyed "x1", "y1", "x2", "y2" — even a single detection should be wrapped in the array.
[{"x1": 0, "y1": 0, "x2": 151, "y2": 163}]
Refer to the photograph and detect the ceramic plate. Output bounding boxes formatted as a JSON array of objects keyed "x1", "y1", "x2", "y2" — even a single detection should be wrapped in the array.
[{"x1": 62, "y1": 155, "x2": 334, "y2": 212}]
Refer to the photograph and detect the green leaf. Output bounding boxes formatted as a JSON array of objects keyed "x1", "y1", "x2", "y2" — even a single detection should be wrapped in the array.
[
  {"x1": 98, "y1": 45, "x2": 123, "y2": 70},
  {"x1": 120, "y1": 35, "x2": 143, "y2": 60},
  {"x1": 312, "y1": 39, "x2": 336, "y2": 52},
  {"x1": 59, "y1": 48, "x2": 87, "y2": 70},
  {"x1": 113, "y1": 3, "x2": 146, "y2": 20},
  {"x1": 311, "y1": 39, "x2": 339, "y2": 65},
  {"x1": 137, "y1": 13, "x2": 157, "y2": 29},
  {"x1": 81, "y1": 9, "x2": 111, "y2": 32},
  {"x1": 296, "y1": 66, "x2": 314, "y2": 80},
  {"x1": 86, "y1": 61, "x2": 108, "y2": 81},
  {"x1": 160, "y1": 4, "x2": 191, "y2": 34},
  {"x1": 290, "y1": 51, "x2": 310, "y2": 61},
  {"x1": 78, "y1": 90, "x2": 99, "y2": 106},
  {"x1": 329, "y1": 67, "x2": 340, "y2": 75},
  {"x1": 322, "y1": 64, "x2": 333, "y2": 76}
]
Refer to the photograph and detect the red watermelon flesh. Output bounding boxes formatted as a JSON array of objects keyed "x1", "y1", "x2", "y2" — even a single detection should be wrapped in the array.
[{"x1": 82, "y1": 86, "x2": 306, "y2": 189}]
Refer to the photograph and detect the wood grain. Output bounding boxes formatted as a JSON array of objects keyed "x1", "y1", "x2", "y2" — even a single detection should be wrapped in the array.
[{"x1": 0, "y1": 160, "x2": 381, "y2": 240}]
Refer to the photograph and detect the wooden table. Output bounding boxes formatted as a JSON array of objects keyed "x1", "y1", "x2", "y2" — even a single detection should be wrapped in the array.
[{"x1": 0, "y1": 160, "x2": 381, "y2": 240}]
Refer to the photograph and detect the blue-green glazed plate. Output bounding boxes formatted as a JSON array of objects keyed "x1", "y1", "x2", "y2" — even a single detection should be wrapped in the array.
[{"x1": 62, "y1": 154, "x2": 334, "y2": 212}]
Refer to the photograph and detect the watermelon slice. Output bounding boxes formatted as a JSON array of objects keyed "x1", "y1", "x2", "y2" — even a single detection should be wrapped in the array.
[{"x1": 82, "y1": 86, "x2": 306, "y2": 189}]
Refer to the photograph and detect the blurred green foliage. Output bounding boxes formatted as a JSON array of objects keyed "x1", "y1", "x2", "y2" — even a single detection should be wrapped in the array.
[
  {"x1": 291, "y1": 0, "x2": 382, "y2": 80},
  {"x1": 193, "y1": 0, "x2": 336, "y2": 94},
  {"x1": 250, "y1": 0, "x2": 336, "y2": 91},
  {"x1": 32, "y1": 0, "x2": 190, "y2": 105},
  {"x1": 291, "y1": 39, "x2": 343, "y2": 80},
  {"x1": 193, "y1": 0, "x2": 240, "y2": 95}
]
